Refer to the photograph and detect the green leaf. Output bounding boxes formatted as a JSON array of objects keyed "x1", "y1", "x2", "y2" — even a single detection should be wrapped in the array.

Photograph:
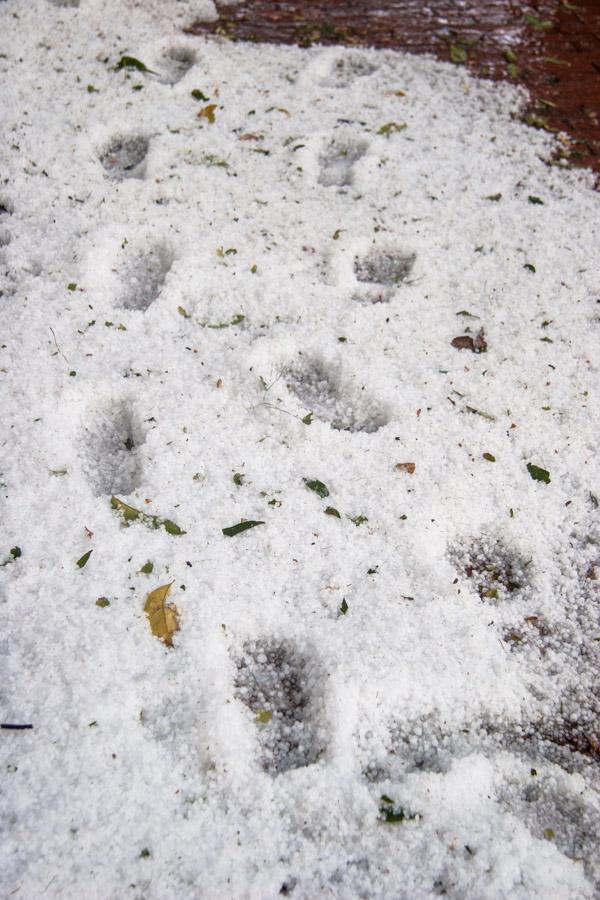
[
  {"x1": 483, "y1": 453, "x2": 496, "y2": 462},
  {"x1": 96, "y1": 597, "x2": 110, "y2": 608},
  {"x1": 379, "y1": 795, "x2": 417, "y2": 824},
  {"x1": 67, "y1": 282, "x2": 77, "y2": 291},
  {"x1": 528, "y1": 195, "x2": 544, "y2": 205},
  {"x1": 456, "y1": 310, "x2": 480, "y2": 318},
  {"x1": 255, "y1": 709, "x2": 272, "y2": 724},
  {"x1": 140, "y1": 561, "x2": 153, "y2": 574},
  {"x1": 191, "y1": 89, "x2": 210, "y2": 102},
  {"x1": 504, "y1": 49, "x2": 518, "y2": 63},
  {"x1": 377, "y1": 122, "x2": 407, "y2": 137},
  {"x1": 10, "y1": 546, "x2": 21, "y2": 559},
  {"x1": 524, "y1": 263, "x2": 536, "y2": 273},
  {"x1": 304, "y1": 478, "x2": 329, "y2": 498},
  {"x1": 202, "y1": 314, "x2": 245, "y2": 329},
  {"x1": 76, "y1": 549, "x2": 93, "y2": 569},
  {"x1": 340, "y1": 598, "x2": 349, "y2": 615},
  {"x1": 233, "y1": 472, "x2": 244, "y2": 486},
  {"x1": 348, "y1": 515, "x2": 368, "y2": 526},
  {"x1": 163, "y1": 519, "x2": 185, "y2": 536},
  {"x1": 177, "y1": 306, "x2": 191, "y2": 318},
  {"x1": 527, "y1": 463, "x2": 550, "y2": 484},
  {"x1": 110, "y1": 497, "x2": 186, "y2": 535},
  {"x1": 115, "y1": 56, "x2": 158, "y2": 75},
  {"x1": 87, "y1": 84, "x2": 98, "y2": 93},
  {"x1": 523, "y1": 14, "x2": 553, "y2": 30},
  {"x1": 506, "y1": 63, "x2": 520, "y2": 78},
  {"x1": 449, "y1": 44, "x2": 467, "y2": 64},
  {"x1": 301, "y1": 412, "x2": 313, "y2": 425},
  {"x1": 222, "y1": 520, "x2": 265, "y2": 537},
  {"x1": 325, "y1": 506, "x2": 341, "y2": 518}
]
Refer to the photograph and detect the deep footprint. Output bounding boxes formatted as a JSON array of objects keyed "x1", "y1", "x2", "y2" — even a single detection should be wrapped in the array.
[
  {"x1": 234, "y1": 638, "x2": 326, "y2": 775},
  {"x1": 161, "y1": 46, "x2": 196, "y2": 84},
  {"x1": 318, "y1": 136, "x2": 367, "y2": 188},
  {"x1": 284, "y1": 356, "x2": 389, "y2": 434},
  {"x1": 80, "y1": 399, "x2": 144, "y2": 496},
  {"x1": 116, "y1": 244, "x2": 173, "y2": 311},
  {"x1": 354, "y1": 248, "x2": 416, "y2": 286},
  {"x1": 99, "y1": 135, "x2": 149, "y2": 180}
]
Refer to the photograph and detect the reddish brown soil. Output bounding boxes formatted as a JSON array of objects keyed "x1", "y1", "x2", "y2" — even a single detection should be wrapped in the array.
[{"x1": 186, "y1": 0, "x2": 600, "y2": 175}]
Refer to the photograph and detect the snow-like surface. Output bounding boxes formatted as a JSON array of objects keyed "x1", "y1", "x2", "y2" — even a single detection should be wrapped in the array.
[{"x1": 1, "y1": 0, "x2": 599, "y2": 897}]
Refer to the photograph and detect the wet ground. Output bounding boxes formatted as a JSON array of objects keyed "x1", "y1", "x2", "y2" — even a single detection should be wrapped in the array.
[{"x1": 187, "y1": 0, "x2": 600, "y2": 176}]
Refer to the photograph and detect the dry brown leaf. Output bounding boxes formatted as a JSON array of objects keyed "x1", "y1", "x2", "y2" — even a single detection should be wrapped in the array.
[
  {"x1": 144, "y1": 582, "x2": 179, "y2": 647},
  {"x1": 239, "y1": 133, "x2": 262, "y2": 141},
  {"x1": 395, "y1": 462, "x2": 416, "y2": 474}
]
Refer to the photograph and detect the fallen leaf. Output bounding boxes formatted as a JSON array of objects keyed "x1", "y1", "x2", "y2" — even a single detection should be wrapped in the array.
[
  {"x1": 239, "y1": 133, "x2": 262, "y2": 141},
  {"x1": 198, "y1": 104, "x2": 217, "y2": 123},
  {"x1": 222, "y1": 520, "x2": 265, "y2": 537},
  {"x1": 255, "y1": 709, "x2": 273, "y2": 723},
  {"x1": 527, "y1": 463, "x2": 551, "y2": 484},
  {"x1": 115, "y1": 56, "x2": 158, "y2": 75},
  {"x1": 76, "y1": 549, "x2": 93, "y2": 568},
  {"x1": 304, "y1": 478, "x2": 329, "y2": 498},
  {"x1": 395, "y1": 462, "x2": 416, "y2": 474},
  {"x1": 110, "y1": 497, "x2": 186, "y2": 535},
  {"x1": 451, "y1": 328, "x2": 487, "y2": 353},
  {"x1": 144, "y1": 582, "x2": 179, "y2": 647}
]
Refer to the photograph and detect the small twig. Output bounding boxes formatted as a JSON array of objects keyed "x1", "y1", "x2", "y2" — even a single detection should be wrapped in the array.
[
  {"x1": 49, "y1": 327, "x2": 69, "y2": 363},
  {"x1": 1, "y1": 723, "x2": 33, "y2": 730}
]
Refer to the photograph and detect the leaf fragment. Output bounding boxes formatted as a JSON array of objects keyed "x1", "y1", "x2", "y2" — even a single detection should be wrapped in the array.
[
  {"x1": 449, "y1": 44, "x2": 468, "y2": 64},
  {"x1": 76, "y1": 549, "x2": 93, "y2": 568},
  {"x1": 115, "y1": 56, "x2": 157, "y2": 75},
  {"x1": 483, "y1": 452, "x2": 496, "y2": 462},
  {"x1": 198, "y1": 104, "x2": 217, "y2": 123},
  {"x1": 144, "y1": 582, "x2": 179, "y2": 647},
  {"x1": 395, "y1": 462, "x2": 415, "y2": 474},
  {"x1": 377, "y1": 122, "x2": 407, "y2": 137},
  {"x1": 255, "y1": 709, "x2": 273, "y2": 724},
  {"x1": 348, "y1": 515, "x2": 368, "y2": 526},
  {"x1": 222, "y1": 520, "x2": 264, "y2": 537},
  {"x1": 528, "y1": 195, "x2": 544, "y2": 205},
  {"x1": 140, "y1": 561, "x2": 153, "y2": 574},
  {"x1": 304, "y1": 478, "x2": 329, "y2": 498},
  {"x1": 527, "y1": 463, "x2": 551, "y2": 484},
  {"x1": 340, "y1": 598, "x2": 349, "y2": 615},
  {"x1": 451, "y1": 328, "x2": 487, "y2": 353},
  {"x1": 379, "y1": 794, "x2": 418, "y2": 824},
  {"x1": 523, "y1": 14, "x2": 553, "y2": 30},
  {"x1": 301, "y1": 412, "x2": 314, "y2": 425},
  {"x1": 191, "y1": 89, "x2": 210, "y2": 102},
  {"x1": 96, "y1": 597, "x2": 110, "y2": 608},
  {"x1": 325, "y1": 506, "x2": 341, "y2": 518},
  {"x1": 110, "y1": 497, "x2": 186, "y2": 535}
]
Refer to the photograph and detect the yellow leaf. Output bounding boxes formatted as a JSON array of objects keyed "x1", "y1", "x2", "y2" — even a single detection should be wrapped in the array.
[
  {"x1": 198, "y1": 104, "x2": 217, "y2": 123},
  {"x1": 144, "y1": 582, "x2": 179, "y2": 647}
]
